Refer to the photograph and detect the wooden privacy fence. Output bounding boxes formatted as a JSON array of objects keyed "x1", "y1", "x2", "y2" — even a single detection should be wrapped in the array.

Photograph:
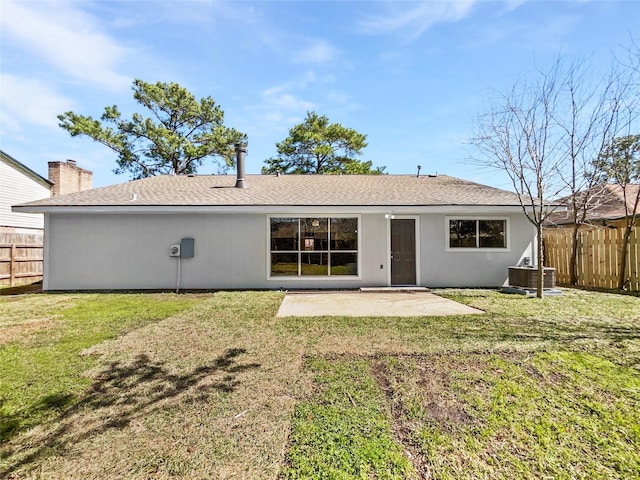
[
  {"x1": 544, "y1": 226, "x2": 639, "y2": 291},
  {"x1": 0, "y1": 232, "x2": 44, "y2": 287}
]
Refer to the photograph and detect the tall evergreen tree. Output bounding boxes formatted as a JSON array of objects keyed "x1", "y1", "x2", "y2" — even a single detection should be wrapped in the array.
[
  {"x1": 262, "y1": 111, "x2": 383, "y2": 174},
  {"x1": 59, "y1": 79, "x2": 245, "y2": 179}
]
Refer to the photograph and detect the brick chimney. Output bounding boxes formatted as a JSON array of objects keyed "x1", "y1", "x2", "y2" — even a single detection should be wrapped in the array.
[{"x1": 48, "y1": 159, "x2": 93, "y2": 196}]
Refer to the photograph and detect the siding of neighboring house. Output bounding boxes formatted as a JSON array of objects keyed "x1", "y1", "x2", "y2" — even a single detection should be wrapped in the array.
[
  {"x1": 43, "y1": 211, "x2": 534, "y2": 290},
  {"x1": 0, "y1": 156, "x2": 50, "y2": 232}
]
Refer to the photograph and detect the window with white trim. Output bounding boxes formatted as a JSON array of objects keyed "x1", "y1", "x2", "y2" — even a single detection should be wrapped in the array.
[
  {"x1": 448, "y1": 219, "x2": 507, "y2": 249},
  {"x1": 270, "y1": 217, "x2": 358, "y2": 277}
]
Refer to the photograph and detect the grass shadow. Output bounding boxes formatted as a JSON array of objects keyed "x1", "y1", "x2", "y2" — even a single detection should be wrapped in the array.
[
  {"x1": 1, "y1": 348, "x2": 260, "y2": 477},
  {"x1": 1, "y1": 393, "x2": 76, "y2": 443}
]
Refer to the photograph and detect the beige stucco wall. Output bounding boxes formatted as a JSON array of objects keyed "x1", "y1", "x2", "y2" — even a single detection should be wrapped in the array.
[{"x1": 43, "y1": 211, "x2": 535, "y2": 290}]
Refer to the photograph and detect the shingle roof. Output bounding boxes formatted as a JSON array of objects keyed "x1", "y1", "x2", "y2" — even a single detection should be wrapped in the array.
[
  {"x1": 546, "y1": 183, "x2": 640, "y2": 225},
  {"x1": 15, "y1": 174, "x2": 524, "y2": 208}
]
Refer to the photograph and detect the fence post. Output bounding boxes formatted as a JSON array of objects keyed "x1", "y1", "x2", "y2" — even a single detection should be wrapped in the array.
[{"x1": 9, "y1": 244, "x2": 16, "y2": 287}]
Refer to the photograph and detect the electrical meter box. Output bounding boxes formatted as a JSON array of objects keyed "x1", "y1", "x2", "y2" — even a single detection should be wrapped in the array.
[{"x1": 180, "y1": 237, "x2": 195, "y2": 258}]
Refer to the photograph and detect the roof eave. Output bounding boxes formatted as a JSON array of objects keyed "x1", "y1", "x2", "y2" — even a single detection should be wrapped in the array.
[
  {"x1": 1, "y1": 149, "x2": 53, "y2": 189},
  {"x1": 13, "y1": 204, "x2": 529, "y2": 215}
]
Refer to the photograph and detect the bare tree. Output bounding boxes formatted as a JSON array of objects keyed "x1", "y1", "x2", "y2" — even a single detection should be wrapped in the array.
[
  {"x1": 473, "y1": 49, "x2": 639, "y2": 296},
  {"x1": 591, "y1": 40, "x2": 640, "y2": 290},
  {"x1": 595, "y1": 134, "x2": 640, "y2": 289},
  {"x1": 472, "y1": 62, "x2": 566, "y2": 298},
  {"x1": 552, "y1": 59, "x2": 636, "y2": 285}
]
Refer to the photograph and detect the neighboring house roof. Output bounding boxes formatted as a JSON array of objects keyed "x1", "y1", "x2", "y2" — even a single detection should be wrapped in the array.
[
  {"x1": 0, "y1": 149, "x2": 53, "y2": 189},
  {"x1": 546, "y1": 183, "x2": 640, "y2": 226},
  {"x1": 14, "y1": 174, "x2": 526, "y2": 211}
]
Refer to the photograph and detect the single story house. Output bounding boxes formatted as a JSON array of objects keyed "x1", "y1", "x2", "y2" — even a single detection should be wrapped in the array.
[{"x1": 14, "y1": 151, "x2": 537, "y2": 291}]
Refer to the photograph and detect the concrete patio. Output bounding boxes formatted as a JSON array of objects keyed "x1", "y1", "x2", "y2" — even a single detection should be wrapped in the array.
[{"x1": 277, "y1": 291, "x2": 484, "y2": 317}]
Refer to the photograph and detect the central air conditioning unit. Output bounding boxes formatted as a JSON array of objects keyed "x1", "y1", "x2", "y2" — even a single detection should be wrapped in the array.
[
  {"x1": 508, "y1": 266, "x2": 556, "y2": 289},
  {"x1": 169, "y1": 244, "x2": 181, "y2": 257}
]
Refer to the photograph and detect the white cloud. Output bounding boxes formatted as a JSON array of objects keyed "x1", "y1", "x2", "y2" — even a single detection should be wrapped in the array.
[
  {"x1": 326, "y1": 92, "x2": 350, "y2": 105},
  {"x1": 261, "y1": 111, "x2": 301, "y2": 130},
  {"x1": 262, "y1": 90, "x2": 316, "y2": 112},
  {"x1": 295, "y1": 39, "x2": 339, "y2": 64},
  {"x1": 240, "y1": 75, "x2": 319, "y2": 140},
  {"x1": 260, "y1": 70, "x2": 321, "y2": 113},
  {"x1": 0, "y1": 74, "x2": 74, "y2": 129},
  {"x1": 1, "y1": 1, "x2": 131, "y2": 91},
  {"x1": 503, "y1": 0, "x2": 529, "y2": 11},
  {"x1": 358, "y1": 0, "x2": 478, "y2": 39}
]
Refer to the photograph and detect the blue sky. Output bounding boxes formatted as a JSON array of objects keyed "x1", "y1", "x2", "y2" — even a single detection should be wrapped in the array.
[{"x1": 1, "y1": 0, "x2": 638, "y2": 190}]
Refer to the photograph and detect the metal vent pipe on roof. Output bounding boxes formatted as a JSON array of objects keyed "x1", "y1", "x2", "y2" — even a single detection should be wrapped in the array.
[{"x1": 235, "y1": 143, "x2": 247, "y2": 189}]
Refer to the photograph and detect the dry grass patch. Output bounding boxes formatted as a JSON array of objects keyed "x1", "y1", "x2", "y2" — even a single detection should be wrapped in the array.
[
  {"x1": 0, "y1": 294, "x2": 81, "y2": 345},
  {"x1": 0, "y1": 318, "x2": 58, "y2": 345}
]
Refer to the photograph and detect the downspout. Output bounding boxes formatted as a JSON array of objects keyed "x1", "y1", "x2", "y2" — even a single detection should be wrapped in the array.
[{"x1": 176, "y1": 256, "x2": 181, "y2": 294}]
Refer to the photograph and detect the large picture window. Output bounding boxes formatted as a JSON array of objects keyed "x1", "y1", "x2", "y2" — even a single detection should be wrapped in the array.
[
  {"x1": 270, "y1": 217, "x2": 358, "y2": 277},
  {"x1": 448, "y1": 218, "x2": 507, "y2": 249}
]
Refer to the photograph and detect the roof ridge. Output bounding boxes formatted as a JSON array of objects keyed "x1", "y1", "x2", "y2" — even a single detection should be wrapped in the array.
[{"x1": 14, "y1": 173, "x2": 528, "y2": 209}]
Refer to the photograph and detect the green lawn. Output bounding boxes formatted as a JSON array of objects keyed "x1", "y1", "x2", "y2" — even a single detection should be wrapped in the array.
[{"x1": 1, "y1": 288, "x2": 638, "y2": 479}]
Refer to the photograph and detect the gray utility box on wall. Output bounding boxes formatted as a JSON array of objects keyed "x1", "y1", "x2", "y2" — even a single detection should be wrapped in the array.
[
  {"x1": 508, "y1": 266, "x2": 556, "y2": 289},
  {"x1": 180, "y1": 237, "x2": 195, "y2": 258}
]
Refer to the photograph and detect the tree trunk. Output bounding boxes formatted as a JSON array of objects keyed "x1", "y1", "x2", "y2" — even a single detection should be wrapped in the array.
[
  {"x1": 569, "y1": 224, "x2": 580, "y2": 286},
  {"x1": 536, "y1": 225, "x2": 544, "y2": 298},
  {"x1": 618, "y1": 224, "x2": 632, "y2": 290}
]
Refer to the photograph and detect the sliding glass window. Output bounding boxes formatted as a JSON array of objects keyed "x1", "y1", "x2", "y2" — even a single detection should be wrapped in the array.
[
  {"x1": 448, "y1": 218, "x2": 507, "y2": 249},
  {"x1": 270, "y1": 217, "x2": 358, "y2": 277}
]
